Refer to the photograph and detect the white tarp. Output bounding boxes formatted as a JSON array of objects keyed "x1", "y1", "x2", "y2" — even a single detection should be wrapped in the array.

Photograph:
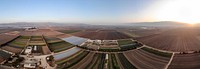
[
  {"x1": 62, "y1": 36, "x2": 88, "y2": 45},
  {"x1": 54, "y1": 47, "x2": 81, "y2": 60}
]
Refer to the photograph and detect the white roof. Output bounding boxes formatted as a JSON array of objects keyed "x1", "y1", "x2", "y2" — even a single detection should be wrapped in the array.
[
  {"x1": 25, "y1": 46, "x2": 32, "y2": 54},
  {"x1": 24, "y1": 63, "x2": 36, "y2": 68}
]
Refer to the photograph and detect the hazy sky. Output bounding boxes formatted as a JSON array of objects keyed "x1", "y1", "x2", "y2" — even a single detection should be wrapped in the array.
[{"x1": 0, "y1": 0, "x2": 200, "y2": 24}]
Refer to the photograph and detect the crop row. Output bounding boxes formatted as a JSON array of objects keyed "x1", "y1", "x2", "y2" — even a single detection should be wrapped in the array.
[
  {"x1": 57, "y1": 50, "x2": 89, "y2": 69},
  {"x1": 117, "y1": 53, "x2": 137, "y2": 69}
]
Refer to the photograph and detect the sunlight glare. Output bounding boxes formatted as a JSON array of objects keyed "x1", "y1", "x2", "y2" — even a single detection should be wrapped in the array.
[{"x1": 151, "y1": 0, "x2": 200, "y2": 24}]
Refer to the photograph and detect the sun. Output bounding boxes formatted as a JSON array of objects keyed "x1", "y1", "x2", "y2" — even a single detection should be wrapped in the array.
[
  {"x1": 187, "y1": 22, "x2": 198, "y2": 25},
  {"x1": 148, "y1": 0, "x2": 200, "y2": 24}
]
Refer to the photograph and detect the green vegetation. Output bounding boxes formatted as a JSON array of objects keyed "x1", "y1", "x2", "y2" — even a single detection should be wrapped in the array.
[
  {"x1": 57, "y1": 51, "x2": 89, "y2": 69},
  {"x1": 91, "y1": 53, "x2": 106, "y2": 69},
  {"x1": 65, "y1": 51, "x2": 89, "y2": 68},
  {"x1": 29, "y1": 42, "x2": 46, "y2": 46},
  {"x1": 48, "y1": 41, "x2": 73, "y2": 52},
  {"x1": 29, "y1": 36, "x2": 45, "y2": 45},
  {"x1": 45, "y1": 37, "x2": 62, "y2": 43},
  {"x1": 117, "y1": 53, "x2": 137, "y2": 69},
  {"x1": 141, "y1": 47, "x2": 172, "y2": 58},
  {"x1": 109, "y1": 54, "x2": 120, "y2": 69},
  {"x1": 118, "y1": 39, "x2": 135, "y2": 46},
  {"x1": 8, "y1": 41, "x2": 26, "y2": 48},
  {"x1": 99, "y1": 48, "x2": 120, "y2": 52},
  {"x1": 8, "y1": 36, "x2": 30, "y2": 48},
  {"x1": 30, "y1": 38, "x2": 43, "y2": 41},
  {"x1": 18, "y1": 36, "x2": 30, "y2": 39},
  {"x1": 118, "y1": 39, "x2": 143, "y2": 51},
  {"x1": 31, "y1": 36, "x2": 42, "y2": 38},
  {"x1": 47, "y1": 40, "x2": 62, "y2": 43},
  {"x1": 84, "y1": 53, "x2": 99, "y2": 69},
  {"x1": 120, "y1": 44, "x2": 138, "y2": 51},
  {"x1": 58, "y1": 30, "x2": 81, "y2": 34},
  {"x1": 56, "y1": 50, "x2": 83, "y2": 64},
  {"x1": 90, "y1": 54, "x2": 99, "y2": 68},
  {"x1": 98, "y1": 53, "x2": 106, "y2": 69}
]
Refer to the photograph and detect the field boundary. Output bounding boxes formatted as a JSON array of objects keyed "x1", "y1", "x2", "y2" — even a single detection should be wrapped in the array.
[
  {"x1": 143, "y1": 45, "x2": 179, "y2": 53},
  {"x1": 164, "y1": 52, "x2": 175, "y2": 69}
]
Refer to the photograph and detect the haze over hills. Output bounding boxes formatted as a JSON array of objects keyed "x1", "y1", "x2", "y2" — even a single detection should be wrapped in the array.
[
  {"x1": 126, "y1": 21, "x2": 191, "y2": 27},
  {"x1": 0, "y1": 22, "x2": 91, "y2": 28},
  {"x1": 0, "y1": 21, "x2": 195, "y2": 28}
]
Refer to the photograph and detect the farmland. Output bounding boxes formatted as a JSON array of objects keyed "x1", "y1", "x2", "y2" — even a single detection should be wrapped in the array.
[
  {"x1": 45, "y1": 37, "x2": 62, "y2": 43},
  {"x1": 72, "y1": 30, "x2": 131, "y2": 40},
  {"x1": 1, "y1": 27, "x2": 200, "y2": 69},
  {"x1": 82, "y1": 53, "x2": 99, "y2": 69},
  {"x1": 25, "y1": 35, "x2": 51, "y2": 55},
  {"x1": 0, "y1": 29, "x2": 15, "y2": 34},
  {"x1": 54, "y1": 47, "x2": 81, "y2": 61},
  {"x1": 7, "y1": 36, "x2": 30, "y2": 48},
  {"x1": 108, "y1": 53, "x2": 120, "y2": 69},
  {"x1": 19, "y1": 29, "x2": 64, "y2": 37},
  {"x1": 124, "y1": 47, "x2": 171, "y2": 69},
  {"x1": 56, "y1": 50, "x2": 89, "y2": 68},
  {"x1": 57, "y1": 30, "x2": 82, "y2": 34},
  {"x1": 29, "y1": 36, "x2": 46, "y2": 45},
  {"x1": 136, "y1": 28, "x2": 200, "y2": 52},
  {"x1": 141, "y1": 47, "x2": 172, "y2": 57},
  {"x1": 0, "y1": 36, "x2": 30, "y2": 54},
  {"x1": 1, "y1": 46, "x2": 23, "y2": 54},
  {"x1": 116, "y1": 53, "x2": 137, "y2": 69},
  {"x1": 46, "y1": 37, "x2": 74, "y2": 53},
  {"x1": 168, "y1": 53, "x2": 200, "y2": 69},
  {"x1": 0, "y1": 34, "x2": 19, "y2": 46},
  {"x1": 2, "y1": 0, "x2": 200, "y2": 68},
  {"x1": 70, "y1": 52, "x2": 96, "y2": 69},
  {"x1": 120, "y1": 28, "x2": 161, "y2": 37},
  {"x1": 48, "y1": 41, "x2": 73, "y2": 53},
  {"x1": 118, "y1": 39, "x2": 143, "y2": 51},
  {"x1": 85, "y1": 53, "x2": 106, "y2": 69}
]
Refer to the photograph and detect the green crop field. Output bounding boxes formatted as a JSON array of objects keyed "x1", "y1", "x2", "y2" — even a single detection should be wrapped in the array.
[{"x1": 48, "y1": 41, "x2": 73, "y2": 52}]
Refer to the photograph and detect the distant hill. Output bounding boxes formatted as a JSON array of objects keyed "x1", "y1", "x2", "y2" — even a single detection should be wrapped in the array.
[
  {"x1": 125, "y1": 21, "x2": 190, "y2": 27},
  {"x1": 0, "y1": 22, "x2": 91, "y2": 28},
  {"x1": 0, "y1": 21, "x2": 197, "y2": 28}
]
